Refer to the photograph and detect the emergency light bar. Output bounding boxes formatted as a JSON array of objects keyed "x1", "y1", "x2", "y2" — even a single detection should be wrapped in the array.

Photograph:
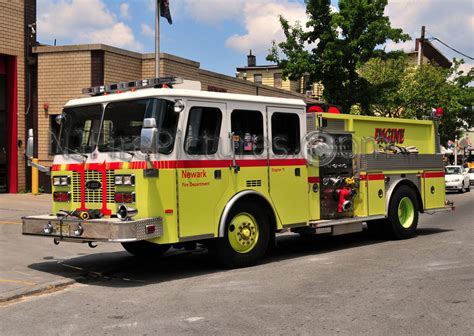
[{"x1": 82, "y1": 76, "x2": 184, "y2": 96}]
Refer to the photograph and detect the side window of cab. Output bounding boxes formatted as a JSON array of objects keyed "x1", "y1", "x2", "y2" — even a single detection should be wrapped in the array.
[
  {"x1": 231, "y1": 110, "x2": 264, "y2": 155},
  {"x1": 271, "y1": 112, "x2": 300, "y2": 155},
  {"x1": 184, "y1": 106, "x2": 222, "y2": 155}
]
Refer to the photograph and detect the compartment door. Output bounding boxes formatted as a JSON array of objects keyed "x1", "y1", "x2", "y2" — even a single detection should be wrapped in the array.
[
  {"x1": 367, "y1": 173, "x2": 386, "y2": 215},
  {"x1": 423, "y1": 171, "x2": 445, "y2": 209}
]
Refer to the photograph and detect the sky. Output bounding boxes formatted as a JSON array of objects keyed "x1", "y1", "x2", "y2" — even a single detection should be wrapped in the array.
[{"x1": 37, "y1": 0, "x2": 474, "y2": 77}]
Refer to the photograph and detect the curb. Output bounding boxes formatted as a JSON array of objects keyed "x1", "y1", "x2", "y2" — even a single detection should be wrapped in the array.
[{"x1": 0, "y1": 278, "x2": 76, "y2": 304}]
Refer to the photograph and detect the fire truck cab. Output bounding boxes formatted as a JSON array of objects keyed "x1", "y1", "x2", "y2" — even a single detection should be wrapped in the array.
[{"x1": 22, "y1": 77, "x2": 453, "y2": 268}]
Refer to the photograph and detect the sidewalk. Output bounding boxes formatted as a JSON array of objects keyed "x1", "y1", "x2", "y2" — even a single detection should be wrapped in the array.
[{"x1": 0, "y1": 193, "x2": 121, "y2": 303}]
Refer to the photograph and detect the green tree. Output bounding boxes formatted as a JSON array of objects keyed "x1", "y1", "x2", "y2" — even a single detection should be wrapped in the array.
[
  {"x1": 358, "y1": 55, "x2": 408, "y2": 117},
  {"x1": 267, "y1": 0, "x2": 409, "y2": 112}
]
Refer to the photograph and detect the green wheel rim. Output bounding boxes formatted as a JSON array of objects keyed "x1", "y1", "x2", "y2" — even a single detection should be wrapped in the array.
[
  {"x1": 228, "y1": 213, "x2": 259, "y2": 253},
  {"x1": 398, "y1": 197, "x2": 415, "y2": 229}
]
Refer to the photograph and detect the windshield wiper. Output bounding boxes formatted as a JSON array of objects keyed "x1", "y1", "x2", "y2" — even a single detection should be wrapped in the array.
[{"x1": 50, "y1": 131, "x2": 88, "y2": 162}]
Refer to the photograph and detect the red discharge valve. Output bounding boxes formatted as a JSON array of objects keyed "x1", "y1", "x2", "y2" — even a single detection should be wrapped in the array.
[{"x1": 336, "y1": 188, "x2": 356, "y2": 213}]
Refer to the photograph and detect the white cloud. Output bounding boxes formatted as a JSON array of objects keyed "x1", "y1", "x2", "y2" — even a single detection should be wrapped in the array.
[
  {"x1": 175, "y1": 0, "x2": 245, "y2": 25},
  {"x1": 37, "y1": 0, "x2": 142, "y2": 51},
  {"x1": 225, "y1": 1, "x2": 307, "y2": 54},
  {"x1": 119, "y1": 3, "x2": 130, "y2": 20},
  {"x1": 141, "y1": 23, "x2": 155, "y2": 38},
  {"x1": 78, "y1": 22, "x2": 143, "y2": 51}
]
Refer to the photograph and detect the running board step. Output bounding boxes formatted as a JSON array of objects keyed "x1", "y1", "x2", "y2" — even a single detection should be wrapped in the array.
[{"x1": 309, "y1": 215, "x2": 386, "y2": 228}]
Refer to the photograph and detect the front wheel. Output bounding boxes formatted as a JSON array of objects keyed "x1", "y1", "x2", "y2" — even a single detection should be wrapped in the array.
[
  {"x1": 215, "y1": 201, "x2": 271, "y2": 268},
  {"x1": 121, "y1": 240, "x2": 170, "y2": 257},
  {"x1": 385, "y1": 186, "x2": 419, "y2": 239}
]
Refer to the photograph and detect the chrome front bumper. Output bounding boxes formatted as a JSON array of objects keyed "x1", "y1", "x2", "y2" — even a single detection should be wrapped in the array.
[{"x1": 22, "y1": 215, "x2": 163, "y2": 243}]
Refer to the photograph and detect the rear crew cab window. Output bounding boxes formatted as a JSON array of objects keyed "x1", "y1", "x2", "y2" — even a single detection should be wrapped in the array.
[
  {"x1": 231, "y1": 110, "x2": 264, "y2": 155},
  {"x1": 184, "y1": 107, "x2": 222, "y2": 155},
  {"x1": 271, "y1": 112, "x2": 300, "y2": 155}
]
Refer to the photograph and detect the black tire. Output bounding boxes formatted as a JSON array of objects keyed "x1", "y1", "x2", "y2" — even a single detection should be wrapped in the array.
[
  {"x1": 385, "y1": 185, "x2": 419, "y2": 240},
  {"x1": 121, "y1": 240, "x2": 170, "y2": 257},
  {"x1": 215, "y1": 201, "x2": 271, "y2": 268}
]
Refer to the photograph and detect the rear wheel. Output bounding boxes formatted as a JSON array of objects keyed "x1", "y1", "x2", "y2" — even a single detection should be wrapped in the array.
[
  {"x1": 385, "y1": 186, "x2": 419, "y2": 239},
  {"x1": 215, "y1": 201, "x2": 270, "y2": 268},
  {"x1": 121, "y1": 241, "x2": 170, "y2": 257}
]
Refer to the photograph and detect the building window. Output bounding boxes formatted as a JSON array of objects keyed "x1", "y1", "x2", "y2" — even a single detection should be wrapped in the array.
[
  {"x1": 271, "y1": 112, "x2": 300, "y2": 155},
  {"x1": 274, "y1": 73, "x2": 282, "y2": 88},
  {"x1": 254, "y1": 74, "x2": 262, "y2": 85},
  {"x1": 231, "y1": 110, "x2": 264, "y2": 155},
  {"x1": 184, "y1": 107, "x2": 222, "y2": 155}
]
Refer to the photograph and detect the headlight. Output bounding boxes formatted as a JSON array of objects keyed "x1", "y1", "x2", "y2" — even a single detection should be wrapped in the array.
[
  {"x1": 53, "y1": 176, "x2": 70, "y2": 186},
  {"x1": 115, "y1": 175, "x2": 135, "y2": 186},
  {"x1": 60, "y1": 176, "x2": 69, "y2": 186},
  {"x1": 123, "y1": 175, "x2": 133, "y2": 185}
]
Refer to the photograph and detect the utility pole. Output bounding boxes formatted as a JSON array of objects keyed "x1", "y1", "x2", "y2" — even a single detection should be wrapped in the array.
[
  {"x1": 155, "y1": 0, "x2": 161, "y2": 77},
  {"x1": 417, "y1": 25, "x2": 425, "y2": 66}
]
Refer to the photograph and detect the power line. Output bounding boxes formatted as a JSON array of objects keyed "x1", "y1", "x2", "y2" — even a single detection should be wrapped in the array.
[{"x1": 429, "y1": 36, "x2": 474, "y2": 60}]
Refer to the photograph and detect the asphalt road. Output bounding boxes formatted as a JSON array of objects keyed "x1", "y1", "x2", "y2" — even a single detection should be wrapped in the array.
[{"x1": 1, "y1": 191, "x2": 473, "y2": 335}]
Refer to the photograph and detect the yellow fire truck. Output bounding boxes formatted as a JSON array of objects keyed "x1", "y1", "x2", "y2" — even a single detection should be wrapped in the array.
[{"x1": 22, "y1": 77, "x2": 453, "y2": 268}]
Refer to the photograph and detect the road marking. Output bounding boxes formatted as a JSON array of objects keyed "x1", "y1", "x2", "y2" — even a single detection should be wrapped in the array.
[
  {"x1": 184, "y1": 317, "x2": 205, "y2": 323},
  {"x1": 0, "y1": 221, "x2": 21, "y2": 225},
  {"x1": 103, "y1": 322, "x2": 138, "y2": 329},
  {"x1": 13, "y1": 270, "x2": 31, "y2": 276},
  {"x1": 0, "y1": 279, "x2": 36, "y2": 286}
]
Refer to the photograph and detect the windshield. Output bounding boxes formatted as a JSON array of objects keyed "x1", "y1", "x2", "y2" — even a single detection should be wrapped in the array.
[
  {"x1": 56, "y1": 98, "x2": 179, "y2": 155},
  {"x1": 57, "y1": 104, "x2": 103, "y2": 154},
  {"x1": 445, "y1": 167, "x2": 462, "y2": 175},
  {"x1": 98, "y1": 98, "x2": 179, "y2": 154},
  {"x1": 468, "y1": 168, "x2": 474, "y2": 173}
]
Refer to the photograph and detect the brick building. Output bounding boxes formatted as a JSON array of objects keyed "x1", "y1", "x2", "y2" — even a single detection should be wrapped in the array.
[{"x1": 0, "y1": 0, "x2": 36, "y2": 193}]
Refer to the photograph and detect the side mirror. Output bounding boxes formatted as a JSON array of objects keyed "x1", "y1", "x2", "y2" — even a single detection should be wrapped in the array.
[
  {"x1": 55, "y1": 114, "x2": 66, "y2": 125},
  {"x1": 26, "y1": 128, "x2": 34, "y2": 161},
  {"x1": 140, "y1": 118, "x2": 158, "y2": 153}
]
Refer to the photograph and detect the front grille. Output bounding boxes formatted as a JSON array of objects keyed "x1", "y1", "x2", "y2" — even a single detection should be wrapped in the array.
[{"x1": 71, "y1": 170, "x2": 115, "y2": 203}]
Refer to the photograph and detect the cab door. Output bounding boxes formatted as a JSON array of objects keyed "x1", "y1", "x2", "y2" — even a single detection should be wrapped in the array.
[
  {"x1": 267, "y1": 107, "x2": 308, "y2": 226},
  {"x1": 177, "y1": 101, "x2": 229, "y2": 240},
  {"x1": 228, "y1": 108, "x2": 268, "y2": 195}
]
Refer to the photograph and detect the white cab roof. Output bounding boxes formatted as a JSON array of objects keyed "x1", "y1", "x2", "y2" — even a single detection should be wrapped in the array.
[{"x1": 65, "y1": 88, "x2": 306, "y2": 109}]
